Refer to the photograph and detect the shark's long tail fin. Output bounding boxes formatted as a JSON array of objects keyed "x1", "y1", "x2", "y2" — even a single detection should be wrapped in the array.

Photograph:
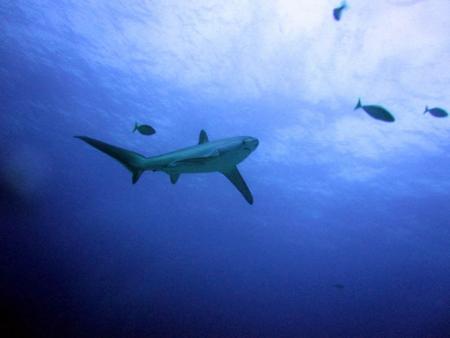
[
  {"x1": 354, "y1": 98, "x2": 362, "y2": 110},
  {"x1": 424, "y1": 106, "x2": 429, "y2": 114},
  {"x1": 75, "y1": 136, "x2": 146, "y2": 184},
  {"x1": 133, "y1": 122, "x2": 138, "y2": 133}
]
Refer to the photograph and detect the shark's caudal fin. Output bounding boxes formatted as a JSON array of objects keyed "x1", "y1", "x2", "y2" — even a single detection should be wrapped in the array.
[
  {"x1": 222, "y1": 166, "x2": 253, "y2": 205},
  {"x1": 424, "y1": 106, "x2": 429, "y2": 114},
  {"x1": 354, "y1": 98, "x2": 362, "y2": 110},
  {"x1": 75, "y1": 136, "x2": 146, "y2": 184},
  {"x1": 133, "y1": 122, "x2": 138, "y2": 133}
]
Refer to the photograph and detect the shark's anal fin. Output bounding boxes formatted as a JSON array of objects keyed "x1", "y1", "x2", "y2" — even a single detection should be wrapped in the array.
[
  {"x1": 222, "y1": 167, "x2": 254, "y2": 205},
  {"x1": 199, "y1": 130, "x2": 209, "y2": 144},
  {"x1": 170, "y1": 173, "x2": 180, "y2": 184}
]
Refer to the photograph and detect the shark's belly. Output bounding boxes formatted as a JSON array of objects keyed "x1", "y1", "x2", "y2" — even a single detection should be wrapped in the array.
[
  {"x1": 163, "y1": 156, "x2": 237, "y2": 174},
  {"x1": 167, "y1": 166, "x2": 215, "y2": 174}
]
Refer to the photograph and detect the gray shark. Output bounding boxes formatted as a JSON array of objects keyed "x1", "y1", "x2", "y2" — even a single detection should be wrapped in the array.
[{"x1": 75, "y1": 130, "x2": 259, "y2": 204}]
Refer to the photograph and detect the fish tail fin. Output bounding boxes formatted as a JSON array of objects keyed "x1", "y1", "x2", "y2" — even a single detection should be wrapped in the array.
[
  {"x1": 133, "y1": 122, "x2": 138, "y2": 133},
  {"x1": 424, "y1": 106, "x2": 428, "y2": 114},
  {"x1": 354, "y1": 98, "x2": 362, "y2": 110},
  {"x1": 75, "y1": 136, "x2": 147, "y2": 184}
]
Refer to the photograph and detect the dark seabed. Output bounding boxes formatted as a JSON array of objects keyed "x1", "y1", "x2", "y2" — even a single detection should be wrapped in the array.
[{"x1": 1, "y1": 1, "x2": 449, "y2": 337}]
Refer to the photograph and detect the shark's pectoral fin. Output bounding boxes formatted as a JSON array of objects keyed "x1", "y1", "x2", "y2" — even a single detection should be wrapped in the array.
[
  {"x1": 170, "y1": 173, "x2": 180, "y2": 184},
  {"x1": 199, "y1": 130, "x2": 209, "y2": 144},
  {"x1": 222, "y1": 167, "x2": 254, "y2": 205}
]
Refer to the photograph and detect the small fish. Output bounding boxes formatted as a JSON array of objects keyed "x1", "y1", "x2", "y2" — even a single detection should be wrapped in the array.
[
  {"x1": 354, "y1": 98, "x2": 395, "y2": 122},
  {"x1": 332, "y1": 284, "x2": 344, "y2": 289},
  {"x1": 133, "y1": 122, "x2": 156, "y2": 135},
  {"x1": 424, "y1": 106, "x2": 448, "y2": 118},
  {"x1": 333, "y1": 1, "x2": 348, "y2": 21}
]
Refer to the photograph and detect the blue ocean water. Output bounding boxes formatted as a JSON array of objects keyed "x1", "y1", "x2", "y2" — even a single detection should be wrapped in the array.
[{"x1": 1, "y1": 1, "x2": 449, "y2": 337}]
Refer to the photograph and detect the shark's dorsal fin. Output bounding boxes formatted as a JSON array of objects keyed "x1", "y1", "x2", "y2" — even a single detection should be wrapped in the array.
[
  {"x1": 222, "y1": 167, "x2": 253, "y2": 205},
  {"x1": 170, "y1": 173, "x2": 180, "y2": 184},
  {"x1": 199, "y1": 130, "x2": 209, "y2": 144}
]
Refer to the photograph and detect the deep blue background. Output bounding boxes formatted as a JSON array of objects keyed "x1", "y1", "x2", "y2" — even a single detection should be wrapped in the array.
[{"x1": 1, "y1": 1, "x2": 449, "y2": 337}]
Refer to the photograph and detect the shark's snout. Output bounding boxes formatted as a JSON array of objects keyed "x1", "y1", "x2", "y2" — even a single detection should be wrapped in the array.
[{"x1": 243, "y1": 137, "x2": 259, "y2": 151}]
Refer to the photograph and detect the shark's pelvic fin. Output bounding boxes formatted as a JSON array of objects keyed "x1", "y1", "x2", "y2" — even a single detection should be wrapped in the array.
[
  {"x1": 75, "y1": 136, "x2": 147, "y2": 184},
  {"x1": 132, "y1": 170, "x2": 144, "y2": 184},
  {"x1": 170, "y1": 173, "x2": 180, "y2": 184},
  {"x1": 199, "y1": 130, "x2": 209, "y2": 144},
  {"x1": 222, "y1": 167, "x2": 254, "y2": 205}
]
